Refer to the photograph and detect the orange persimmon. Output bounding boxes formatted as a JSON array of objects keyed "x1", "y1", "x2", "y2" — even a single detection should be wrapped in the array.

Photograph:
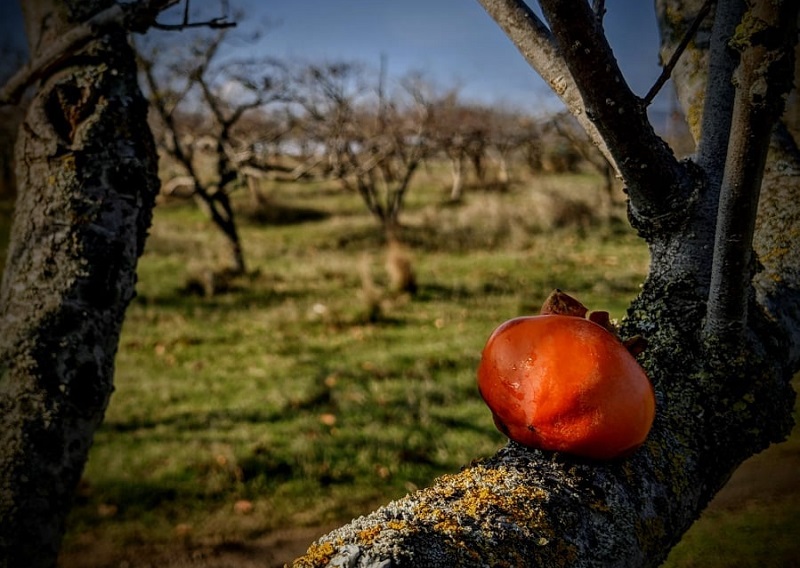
[{"x1": 477, "y1": 311, "x2": 655, "y2": 460}]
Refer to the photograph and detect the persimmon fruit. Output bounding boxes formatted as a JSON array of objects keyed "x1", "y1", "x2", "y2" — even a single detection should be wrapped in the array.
[{"x1": 477, "y1": 292, "x2": 655, "y2": 460}]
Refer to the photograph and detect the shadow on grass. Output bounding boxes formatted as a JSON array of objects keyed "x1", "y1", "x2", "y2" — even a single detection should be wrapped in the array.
[
  {"x1": 101, "y1": 407, "x2": 288, "y2": 435},
  {"x1": 240, "y1": 200, "x2": 331, "y2": 226},
  {"x1": 132, "y1": 279, "x2": 302, "y2": 313}
]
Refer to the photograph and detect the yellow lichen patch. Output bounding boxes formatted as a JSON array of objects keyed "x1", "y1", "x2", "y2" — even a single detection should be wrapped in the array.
[
  {"x1": 354, "y1": 519, "x2": 408, "y2": 546},
  {"x1": 386, "y1": 519, "x2": 407, "y2": 531},
  {"x1": 291, "y1": 541, "x2": 335, "y2": 567},
  {"x1": 414, "y1": 465, "x2": 552, "y2": 537},
  {"x1": 759, "y1": 246, "x2": 790, "y2": 264},
  {"x1": 357, "y1": 525, "x2": 383, "y2": 545}
]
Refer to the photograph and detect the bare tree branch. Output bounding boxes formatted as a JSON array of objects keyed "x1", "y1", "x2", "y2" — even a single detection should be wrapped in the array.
[
  {"x1": 704, "y1": 0, "x2": 800, "y2": 346},
  {"x1": 475, "y1": 0, "x2": 619, "y2": 177},
  {"x1": 538, "y1": 0, "x2": 692, "y2": 221},
  {"x1": 643, "y1": 0, "x2": 715, "y2": 106},
  {"x1": 0, "y1": 0, "x2": 179, "y2": 105}
]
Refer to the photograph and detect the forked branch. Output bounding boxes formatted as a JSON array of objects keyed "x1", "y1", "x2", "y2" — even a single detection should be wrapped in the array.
[
  {"x1": 475, "y1": 0, "x2": 618, "y2": 176},
  {"x1": 537, "y1": 0, "x2": 690, "y2": 221}
]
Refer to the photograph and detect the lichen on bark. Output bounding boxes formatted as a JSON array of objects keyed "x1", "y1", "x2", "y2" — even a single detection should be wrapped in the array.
[{"x1": 0, "y1": 15, "x2": 159, "y2": 568}]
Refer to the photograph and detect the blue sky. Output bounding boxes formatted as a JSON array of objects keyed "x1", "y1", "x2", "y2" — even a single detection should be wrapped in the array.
[
  {"x1": 0, "y1": 1, "x2": 669, "y2": 112},
  {"x1": 244, "y1": 1, "x2": 666, "y2": 112}
]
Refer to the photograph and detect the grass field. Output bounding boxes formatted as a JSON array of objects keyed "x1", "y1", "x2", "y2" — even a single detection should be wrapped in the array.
[{"x1": 0, "y1": 169, "x2": 797, "y2": 567}]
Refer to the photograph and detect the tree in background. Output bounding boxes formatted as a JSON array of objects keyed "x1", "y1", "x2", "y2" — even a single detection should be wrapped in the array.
[
  {"x1": 428, "y1": 94, "x2": 492, "y2": 201},
  {"x1": 138, "y1": 28, "x2": 289, "y2": 276},
  {"x1": 293, "y1": 61, "x2": 437, "y2": 294},
  {"x1": 293, "y1": 0, "x2": 800, "y2": 565}
]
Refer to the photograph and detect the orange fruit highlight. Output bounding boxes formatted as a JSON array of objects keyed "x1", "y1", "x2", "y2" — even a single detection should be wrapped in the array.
[{"x1": 477, "y1": 314, "x2": 655, "y2": 460}]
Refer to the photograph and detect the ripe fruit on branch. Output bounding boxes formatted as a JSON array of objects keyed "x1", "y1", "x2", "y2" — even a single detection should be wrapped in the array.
[{"x1": 477, "y1": 290, "x2": 655, "y2": 460}]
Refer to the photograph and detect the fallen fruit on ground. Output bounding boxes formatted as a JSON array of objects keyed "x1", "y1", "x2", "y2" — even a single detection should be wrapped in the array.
[{"x1": 477, "y1": 290, "x2": 656, "y2": 460}]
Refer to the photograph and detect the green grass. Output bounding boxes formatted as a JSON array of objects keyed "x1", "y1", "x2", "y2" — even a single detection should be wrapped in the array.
[
  {"x1": 61, "y1": 173, "x2": 649, "y2": 546},
  {"x1": 0, "y1": 170, "x2": 797, "y2": 565}
]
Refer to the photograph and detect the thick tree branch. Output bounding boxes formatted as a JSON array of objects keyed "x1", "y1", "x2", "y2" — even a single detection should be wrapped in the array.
[
  {"x1": 538, "y1": 0, "x2": 691, "y2": 222},
  {"x1": 293, "y1": 288, "x2": 793, "y2": 566},
  {"x1": 753, "y1": 126, "x2": 800, "y2": 368},
  {"x1": 704, "y1": 0, "x2": 799, "y2": 346},
  {"x1": 475, "y1": 0, "x2": 618, "y2": 177},
  {"x1": 695, "y1": 0, "x2": 743, "y2": 180},
  {"x1": 0, "y1": 0, "x2": 178, "y2": 105}
]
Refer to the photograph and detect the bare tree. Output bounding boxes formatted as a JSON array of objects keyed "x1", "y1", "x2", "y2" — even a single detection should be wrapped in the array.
[
  {"x1": 428, "y1": 94, "x2": 493, "y2": 201},
  {"x1": 293, "y1": 62, "x2": 435, "y2": 294},
  {"x1": 138, "y1": 28, "x2": 288, "y2": 275},
  {"x1": 293, "y1": 1, "x2": 800, "y2": 565}
]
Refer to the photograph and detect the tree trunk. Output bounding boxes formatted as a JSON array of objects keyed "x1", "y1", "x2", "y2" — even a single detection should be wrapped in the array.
[
  {"x1": 0, "y1": 2, "x2": 159, "y2": 566},
  {"x1": 449, "y1": 155, "x2": 464, "y2": 201}
]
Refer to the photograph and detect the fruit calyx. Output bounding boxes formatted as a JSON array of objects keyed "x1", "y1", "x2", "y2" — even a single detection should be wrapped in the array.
[{"x1": 539, "y1": 289, "x2": 647, "y2": 357}]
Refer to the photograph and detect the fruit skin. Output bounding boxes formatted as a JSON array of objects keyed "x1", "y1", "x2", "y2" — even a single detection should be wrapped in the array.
[{"x1": 477, "y1": 314, "x2": 656, "y2": 460}]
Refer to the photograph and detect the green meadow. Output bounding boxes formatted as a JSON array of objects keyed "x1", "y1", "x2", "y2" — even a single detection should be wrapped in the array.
[{"x1": 0, "y1": 169, "x2": 797, "y2": 566}]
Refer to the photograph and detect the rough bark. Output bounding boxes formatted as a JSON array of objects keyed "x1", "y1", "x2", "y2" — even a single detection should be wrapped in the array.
[
  {"x1": 0, "y1": 1, "x2": 160, "y2": 566},
  {"x1": 292, "y1": 2, "x2": 799, "y2": 566}
]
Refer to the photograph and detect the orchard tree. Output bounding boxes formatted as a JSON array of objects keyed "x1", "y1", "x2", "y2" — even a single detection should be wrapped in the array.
[
  {"x1": 0, "y1": 1, "x2": 229, "y2": 566},
  {"x1": 293, "y1": 62, "x2": 435, "y2": 294},
  {"x1": 293, "y1": 62, "x2": 434, "y2": 238},
  {"x1": 138, "y1": 27, "x2": 288, "y2": 275},
  {"x1": 292, "y1": 0, "x2": 800, "y2": 566},
  {"x1": 428, "y1": 94, "x2": 492, "y2": 201}
]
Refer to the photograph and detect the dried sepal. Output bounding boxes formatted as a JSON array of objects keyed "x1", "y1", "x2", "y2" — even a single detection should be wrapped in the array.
[{"x1": 540, "y1": 289, "x2": 588, "y2": 317}]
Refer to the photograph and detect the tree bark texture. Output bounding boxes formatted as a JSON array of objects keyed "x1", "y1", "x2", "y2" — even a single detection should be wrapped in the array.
[
  {"x1": 292, "y1": 2, "x2": 800, "y2": 566},
  {"x1": 0, "y1": 1, "x2": 159, "y2": 565}
]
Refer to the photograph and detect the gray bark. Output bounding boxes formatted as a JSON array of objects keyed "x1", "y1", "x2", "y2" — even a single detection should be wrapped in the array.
[
  {"x1": 292, "y1": 2, "x2": 800, "y2": 566},
  {"x1": 0, "y1": 1, "x2": 159, "y2": 566}
]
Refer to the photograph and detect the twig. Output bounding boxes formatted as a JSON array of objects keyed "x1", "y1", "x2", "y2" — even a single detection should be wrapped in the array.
[
  {"x1": 0, "y1": 0, "x2": 234, "y2": 106},
  {"x1": 643, "y1": 0, "x2": 715, "y2": 106},
  {"x1": 152, "y1": 17, "x2": 236, "y2": 31}
]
